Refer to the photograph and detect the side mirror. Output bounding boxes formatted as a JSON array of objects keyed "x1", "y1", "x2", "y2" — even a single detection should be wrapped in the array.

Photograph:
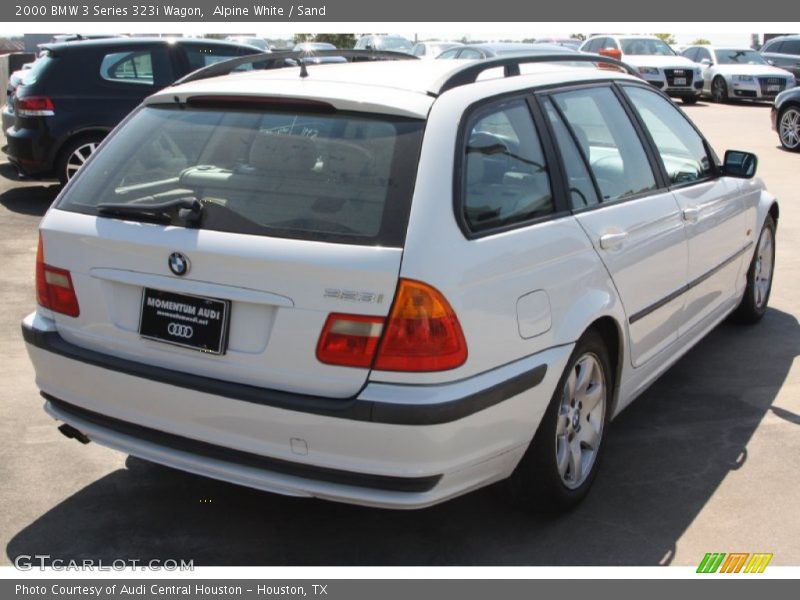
[
  {"x1": 723, "y1": 150, "x2": 758, "y2": 178},
  {"x1": 700, "y1": 58, "x2": 712, "y2": 66},
  {"x1": 767, "y1": 59, "x2": 775, "y2": 66},
  {"x1": 598, "y1": 47, "x2": 622, "y2": 61}
]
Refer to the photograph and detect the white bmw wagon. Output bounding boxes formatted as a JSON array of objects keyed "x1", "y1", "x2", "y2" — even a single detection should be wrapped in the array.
[{"x1": 23, "y1": 53, "x2": 779, "y2": 511}]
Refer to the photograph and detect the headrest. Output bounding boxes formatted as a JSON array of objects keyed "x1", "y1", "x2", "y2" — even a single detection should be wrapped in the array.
[{"x1": 249, "y1": 133, "x2": 317, "y2": 173}]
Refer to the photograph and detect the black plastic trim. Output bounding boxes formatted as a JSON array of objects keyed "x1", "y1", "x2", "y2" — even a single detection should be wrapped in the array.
[
  {"x1": 628, "y1": 242, "x2": 754, "y2": 325},
  {"x1": 44, "y1": 395, "x2": 441, "y2": 493},
  {"x1": 22, "y1": 325, "x2": 547, "y2": 426}
]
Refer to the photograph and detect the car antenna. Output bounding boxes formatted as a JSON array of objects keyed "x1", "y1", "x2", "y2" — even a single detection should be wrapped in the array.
[{"x1": 299, "y1": 58, "x2": 309, "y2": 78}]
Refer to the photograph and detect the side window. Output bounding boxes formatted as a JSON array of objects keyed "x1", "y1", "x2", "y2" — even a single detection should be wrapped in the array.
[
  {"x1": 459, "y1": 48, "x2": 484, "y2": 59},
  {"x1": 100, "y1": 50, "x2": 154, "y2": 85},
  {"x1": 764, "y1": 41, "x2": 782, "y2": 53},
  {"x1": 682, "y1": 47, "x2": 698, "y2": 62},
  {"x1": 697, "y1": 47, "x2": 712, "y2": 63},
  {"x1": 624, "y1": 86, "x2": 714, "y2": 185},
  {"x1": 462, "y1": 98, "x2": 555, "y2": 233},
  {"x1": 412, "y1": 44, "x2": 425, "y2": 56},
  {"x1": 542, "y1": 99, "x2": 600, "y2": 209},
  {"x1": 783, "y1": 40, "x2": 800, "y2": 55},
  {"x1": 604, "y1": 38, "x2": 619, "y2": 50},
  {"x1": 437, "y1": 48, "x2": 460, "y2": 59},
  {"x1": 552, "y1": 87, "x2": 657, "y2": 202}
]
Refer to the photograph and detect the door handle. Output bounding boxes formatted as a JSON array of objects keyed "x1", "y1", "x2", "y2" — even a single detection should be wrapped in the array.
[
  {"x1": 599, "y1": 231, "x2": 629, "y2": 249},
  {"x1": 682, "y1": 206, "x2": 701, "y2": 222}
]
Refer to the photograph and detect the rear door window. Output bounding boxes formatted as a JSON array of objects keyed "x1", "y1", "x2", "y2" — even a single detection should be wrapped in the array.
[
  {"x1": 550, "y1": 86, "x2": 657, "y2": 202},
  {"x1": 461, "y1": 98, "x2": 555, "y2": 233},
  {"x1": 56, "y1": 105, "x2": 424, "y2": 247},
  {"x1": 782, "y1": 40, "x2": 800, "y2": 55}
]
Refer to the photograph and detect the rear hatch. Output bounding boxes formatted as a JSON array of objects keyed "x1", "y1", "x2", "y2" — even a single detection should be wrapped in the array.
[{"x1": 41, "y1": 100, "x2": 424, "y2": 398}]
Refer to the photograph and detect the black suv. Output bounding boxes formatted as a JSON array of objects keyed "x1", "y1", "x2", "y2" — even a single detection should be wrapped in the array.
[
  {"x1": 760, "y1": 35, "x2": 800, "y2": 81},
  {"x1": 3, "y1": 37, "x2": 260, "y2": 183}
]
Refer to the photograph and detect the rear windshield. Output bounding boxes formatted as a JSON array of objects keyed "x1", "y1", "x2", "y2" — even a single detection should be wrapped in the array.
[{"x1": 57, "y1": 105, "x2": 424, "y2": 246}]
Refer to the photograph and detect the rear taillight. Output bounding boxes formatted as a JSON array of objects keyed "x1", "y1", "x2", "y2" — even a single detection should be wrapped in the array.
[
  {"x1": 316, "y1": 279, "x2": 468, "y2": 372},
  {"x1": 316, "y1": 314, "x2": 384, "y2": 368},
  {"x1": 36, "y1": 234, "x2": 79, "y2": 317},
  {"x1": 374, "y1": 279, "x2": 468, "y2": 372},
  {"x1": 16, "y1": 96, "x2": 55, "y2": 117}
]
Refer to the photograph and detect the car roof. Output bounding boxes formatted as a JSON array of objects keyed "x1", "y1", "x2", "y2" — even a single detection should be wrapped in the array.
[
  {"x1": 148, "y1": 59, "x2": 638, "y2": 119},
  {"x1": 41, "y1": 37, "x2": 256, "y2": 53}
]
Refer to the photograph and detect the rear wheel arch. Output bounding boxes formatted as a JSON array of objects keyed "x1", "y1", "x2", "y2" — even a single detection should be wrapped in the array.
[
  {"x1": 585, "y1": 316, "x2": 623, "y2": 414},
  {"x1": 54, "y1": 129, "x2": 109, "y2": 184}
]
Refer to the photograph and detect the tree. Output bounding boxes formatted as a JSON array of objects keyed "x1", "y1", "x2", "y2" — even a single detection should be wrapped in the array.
[
  {"x1": 570, "y1": 33, "x2": 586, "y2": 41},
  {"x1": 653, "y1": 33, "x2": 677, "y2": 45},
  {"x1": 690, "y1": 38, "x2": 712, "y2": 45}
]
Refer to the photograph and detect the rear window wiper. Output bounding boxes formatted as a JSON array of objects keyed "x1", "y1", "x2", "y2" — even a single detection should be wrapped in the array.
[{"x1": 97, "y1": 196, "x2": 203, "y2": 227}]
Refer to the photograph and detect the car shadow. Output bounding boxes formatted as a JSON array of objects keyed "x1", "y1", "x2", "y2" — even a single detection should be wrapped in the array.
[
  {"x1": 0, "y1": 184, "x2": 59, "y2": 216},
  {"x1": 5, "y1": 308, "x2": 799, "y2": 566}
]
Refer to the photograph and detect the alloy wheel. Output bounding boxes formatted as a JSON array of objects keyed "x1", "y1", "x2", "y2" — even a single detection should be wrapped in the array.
[
  {"x1": 753, "y1": 225, "x2": 775, "y2": 309},
  {"x1": 65, "y1": 142, "x2": 98, "y2": 181},
  {"x1": 555, "y1": 353, "x2": 606, "y2": 489},
  {"x1": 779, "y1": 107, "x2": 800, "y2": 150}
]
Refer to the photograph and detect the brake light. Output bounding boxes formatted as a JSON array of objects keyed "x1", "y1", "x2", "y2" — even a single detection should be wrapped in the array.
[
  {"x1": 374, "y1": 279, "x2": 467, "y2": 372},
  {"x1": 36, "y1": 234, "x2": 79, "y2": 317},
  {"x1": 16, "y1": 96, "x2": 55, "y2": 117},
  {"x1": 316, "y1": 313, "x2": 384, "y2": 368}
]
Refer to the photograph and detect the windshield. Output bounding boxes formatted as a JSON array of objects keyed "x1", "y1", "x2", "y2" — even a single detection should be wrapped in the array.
[
  {"x1": 715, "y1": 49, "x2": 767, "y2": 65},
  {"x1": 375, "y1": 37, "x2": 413, "y2": 52},
  {"x1": 57, "y1": 105, "x2": 424, "y2": 247},
  {"x1": 620, "y1": 38, "x2": 676, "y2": 56}
]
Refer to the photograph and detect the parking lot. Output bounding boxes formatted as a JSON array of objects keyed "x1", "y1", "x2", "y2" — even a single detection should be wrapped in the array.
[{"x1": 0, "y1": 99, "x2": 798, "y2": 567}]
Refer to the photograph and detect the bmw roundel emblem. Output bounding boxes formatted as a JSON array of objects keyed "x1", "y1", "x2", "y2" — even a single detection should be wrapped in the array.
[{"x1": 168, "y1": 252, "x2": 190, "y2": 276}]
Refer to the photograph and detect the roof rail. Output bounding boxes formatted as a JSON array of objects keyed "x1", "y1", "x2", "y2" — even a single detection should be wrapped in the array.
[
  {"x1": 433, "y1": 54, "x2": 640, "y2": 95},
  {"x1": 173, "y1": 49, "x2": 418, "y2": 86}
]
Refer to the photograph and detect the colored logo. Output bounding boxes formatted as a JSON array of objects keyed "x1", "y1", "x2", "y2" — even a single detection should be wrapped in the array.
[
  {"x1": 697, "y1": 552, "x2": 773, "y2": 573},
  {"x1": 168, "y1": 252, "x2": 190, "y2": 276}
]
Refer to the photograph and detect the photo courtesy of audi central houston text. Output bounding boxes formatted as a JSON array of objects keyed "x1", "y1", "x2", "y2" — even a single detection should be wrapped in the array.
[{"x1": 17, "y1": 42, "x2": 780, "y2": 513}]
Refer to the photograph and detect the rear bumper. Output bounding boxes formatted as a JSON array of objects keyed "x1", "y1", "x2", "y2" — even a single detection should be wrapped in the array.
[
  {"x1": 4, "y1": 121, "x2": 56, "y2": 176},
  {"x1": 23, "y1": 312, "x2": 570, "y2": 508}
]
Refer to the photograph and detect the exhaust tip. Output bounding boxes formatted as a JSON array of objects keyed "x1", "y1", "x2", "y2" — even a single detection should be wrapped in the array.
[{"x1": 58, "y1": 423, "x2": 91, "y2": 445}]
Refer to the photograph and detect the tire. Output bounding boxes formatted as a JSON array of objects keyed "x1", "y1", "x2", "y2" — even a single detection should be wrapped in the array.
[
  {"x1": 777, "y1": 105, "x2": 800, "y2": 152},
  {"x1": 711, "y1": 76, "x2": 728, "y2": 103},
  {"x1": 56, "y1": 134, "x2": 104, "y2": 185},
  {"x1": 682, "y1": 95, "x2": 699, "y2": 105},
  {"x1": 508, "y1": 328, "x2": 612, "y2": 512},
  {"x1": 733, "y1": 215, "x2": 776, "y2": 324}
]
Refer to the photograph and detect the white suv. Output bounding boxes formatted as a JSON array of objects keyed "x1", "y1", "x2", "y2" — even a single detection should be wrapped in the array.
[
  {"x1": 23, "y1": 54, "x2": 778, "y2": 511},
  {"x1": 580, "y1": 35, "x2": 703, "y2": 104}
]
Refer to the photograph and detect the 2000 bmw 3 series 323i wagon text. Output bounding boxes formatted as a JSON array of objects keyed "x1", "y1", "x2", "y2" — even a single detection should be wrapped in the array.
[{"x1": 22, "y1": 54, "x2": 779, "y2": 511}]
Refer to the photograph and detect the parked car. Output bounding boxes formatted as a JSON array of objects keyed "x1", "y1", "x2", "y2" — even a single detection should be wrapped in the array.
[
  {"x1": 291, "y1": 42, "x2": 347, "y2": 64},
  {"x1": 23, "y1": 55, "x2": 777, "y2": 512},
  {"x1": 580, "y1": 35, "x2": 702, "y2": 103},
  {"x1": 3, "y1": 37, "x2": 263, "y2": 184},
  {"x1": 410, "y1": 41, "x2": 463, "y2": 59},
  {"x1": 436, "y1": 42, "x2": 577, "y2": 59},
  {"x1": 760, "y1": 35, "x2": 800, "y2": 81},
  {"x1": 225, "y1": 36, "x2": 271, "y2": 52},
  {"x1": 354, "y1": 34, "x2": 414, "y2": 54},
  {"x1": 681, "y1": 46, "x2": 796, "y2": 102},
  {"x1": 772, "y1": 87, "x2": 800, "y2": 151},
  {"x1": 533, "y1": 38, "x2": 583, "y2": 51}
]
